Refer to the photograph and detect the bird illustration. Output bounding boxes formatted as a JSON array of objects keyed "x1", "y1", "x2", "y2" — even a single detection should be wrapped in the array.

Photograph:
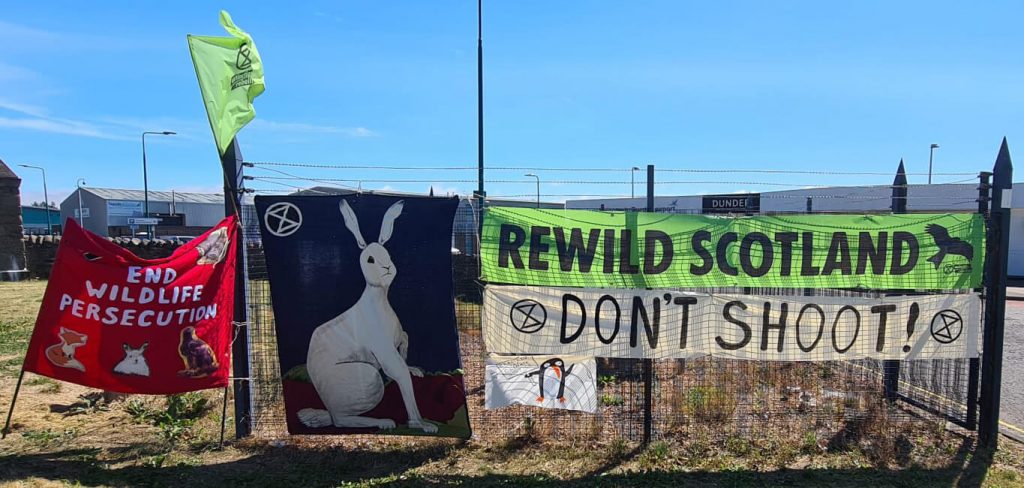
[
  {"x1": 925, "y1": 224, "x2": 973, "y2": 269},
  {"x1": 524, "y1": 357, "x2": 575, "y2": 403},
  {"x1": 177, "y1": 326, "x2": 219, "y2": 378}
]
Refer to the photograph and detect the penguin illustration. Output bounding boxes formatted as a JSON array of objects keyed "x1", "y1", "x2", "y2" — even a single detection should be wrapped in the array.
[
  {"x1": 524, "y1": 358, "x2": 575, "y2": 403},
  {"x1": 177, "y1": 326, "x2": 220, "y2": 378}
]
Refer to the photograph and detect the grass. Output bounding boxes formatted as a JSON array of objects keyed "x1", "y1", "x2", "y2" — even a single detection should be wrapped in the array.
[
  {"x1": 0, "y1": 280, "x2": 45, "y2": 374},
  {"x1": 2, "y1": 280, "x2": 1024, "y2": 486}
]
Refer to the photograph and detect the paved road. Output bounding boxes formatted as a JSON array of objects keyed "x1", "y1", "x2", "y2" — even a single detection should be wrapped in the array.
[{"x1": 1002, "y1": 299, "x2": 1024, "y2": 431}]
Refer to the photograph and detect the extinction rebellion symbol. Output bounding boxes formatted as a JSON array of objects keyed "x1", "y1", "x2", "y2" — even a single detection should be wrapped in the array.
[
  {"x1": 264, "y1": 202, "x2": 303, "y2": 237},
  {"x1": 510, "y1": 299, "x2": 546, "y2": 334},
  {"x1": 929, "y1": 309, "x2": 963, "y2": 344},
  {"x1": 236, "y1": 42, "x2": 252, "y2": 70}
]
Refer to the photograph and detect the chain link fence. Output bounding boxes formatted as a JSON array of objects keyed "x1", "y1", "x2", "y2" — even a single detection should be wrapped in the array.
[{"x1": 238, "y1": 165, "x2": 986, "y2": 447}]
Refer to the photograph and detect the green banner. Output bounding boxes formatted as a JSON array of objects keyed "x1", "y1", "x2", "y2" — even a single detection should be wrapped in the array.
[
  {"x1": 187, "y1": 10, "x2": 265, "y2": 155},
  {"x1": 481, "y1": 207, "x2": 985, "y2": 290}
]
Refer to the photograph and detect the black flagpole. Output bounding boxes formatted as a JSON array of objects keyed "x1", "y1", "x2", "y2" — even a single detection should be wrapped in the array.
[
  {"x1": 476, "y1": 0, "x2": 485, "y2": 216},
  {"x1": 1, "y1": 369, "x2": 26, "y2": 439}
]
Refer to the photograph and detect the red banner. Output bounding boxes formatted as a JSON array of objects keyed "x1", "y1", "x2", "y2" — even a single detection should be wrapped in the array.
[{"x1": 22, "y1": 217, "x2": 237, "y2": 394}]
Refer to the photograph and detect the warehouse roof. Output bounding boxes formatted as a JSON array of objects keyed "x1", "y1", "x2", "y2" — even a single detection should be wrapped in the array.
[{"x1": 81, "y1": 187, "x2": 224, "y2": 204}]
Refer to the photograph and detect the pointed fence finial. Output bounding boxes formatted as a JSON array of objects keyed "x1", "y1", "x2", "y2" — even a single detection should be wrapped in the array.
[
  {"x1": 893, "y1": 158, "x2": 907, "y2": 186},
  {"x1": 994, "y1": 138, "x2": 1013, "y2": 190},
  {"x1": 891, "y1": 159, "x2": 908, "y2": 213}
]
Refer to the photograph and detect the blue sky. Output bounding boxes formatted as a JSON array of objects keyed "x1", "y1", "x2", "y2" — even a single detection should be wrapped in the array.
[{"x1": 1, "y1": 1, "x2": 1021, "y2": 206}]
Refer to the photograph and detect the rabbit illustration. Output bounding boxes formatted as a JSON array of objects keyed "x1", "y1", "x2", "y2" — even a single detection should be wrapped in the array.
[
  {"x1": 297, "y1": 199, "x2": 437, "y2": 433},
  {"x1": 113, "y1": 342, "x2": 150, "y2": 377}
]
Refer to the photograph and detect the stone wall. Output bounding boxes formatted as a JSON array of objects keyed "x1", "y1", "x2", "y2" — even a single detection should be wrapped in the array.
[
  {"x1": 0, "y1": 160, "x2": 26, "y2": 273},
  {"x1": 23, "y1": 236, "x2": 183, "y2": 279}
]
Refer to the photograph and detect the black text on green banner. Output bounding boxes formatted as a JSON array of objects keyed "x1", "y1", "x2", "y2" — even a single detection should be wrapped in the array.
[{"x1": 481, "y1": 208, "x2": 985, "y2": 289}]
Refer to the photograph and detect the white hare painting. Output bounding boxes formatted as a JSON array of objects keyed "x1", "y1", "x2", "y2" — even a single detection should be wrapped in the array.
[{"x1": 297, "y1": 199, "x2": 438, "y2": 433}]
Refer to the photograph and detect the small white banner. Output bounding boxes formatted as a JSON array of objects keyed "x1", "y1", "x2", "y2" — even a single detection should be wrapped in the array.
[
  {"x1": 485, "y1": 354, "x2": 598, "y2": 413},
  {"x1": 484, "y1": 286, "x2": 980, "y2": 361}
]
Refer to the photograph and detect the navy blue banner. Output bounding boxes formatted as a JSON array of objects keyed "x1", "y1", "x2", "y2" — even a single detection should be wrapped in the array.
[{"x1": 256, "y1": 193, "x2": 469, "y2": 437}]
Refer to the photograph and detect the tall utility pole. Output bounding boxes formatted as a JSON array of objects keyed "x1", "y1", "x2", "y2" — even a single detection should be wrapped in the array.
[
  {"x1": 76, "y1": 179, "x2": 86, "y2": 227},
  {"x1": 475, "y1": 0, "x2": 485, "y2": 219},
  {"x1": 142, "y1": 131, "x2": 176, "y2": 236},
  {"x1": 928, "y1": 143, "x2": 939, "y2": 184},
  {"x1": 631, "y1": 166, "x2": 640, "y2": 198},
  {"x1": 18, "y1": 164, "x2": 51, "y2": 234},
  {"x1": 525, "y1": 173, "x2": 540, "y2": 208}
]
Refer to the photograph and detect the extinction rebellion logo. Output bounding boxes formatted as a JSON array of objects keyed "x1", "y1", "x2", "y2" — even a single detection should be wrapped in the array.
[
  {"x1": 510, "y1": 299, "x2": 546, "y2": 334},
  {"x1": 230, "y1": 42, "x2": 254, "y2": 90}
]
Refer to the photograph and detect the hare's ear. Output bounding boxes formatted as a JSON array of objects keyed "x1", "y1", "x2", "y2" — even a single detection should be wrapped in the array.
[
  {"x1": 378, "y1": 200, "x2": 404, "y2": 245},
  {"x1": 339, "y1": 200, "x2": 367, "y2": 249},
  {"x1": 140, "y1": 342, "x2": 148, "y2": 352},
  {"x1": 122, "y1": 343, "x2": 130, "y2": 352}
]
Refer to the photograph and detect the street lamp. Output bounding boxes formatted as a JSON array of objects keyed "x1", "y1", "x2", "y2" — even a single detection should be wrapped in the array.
[
  {"x1": 524, "y1": 173, "x2": 540, "y2": 208},
  {"x1": 928, "y1": 143, "x2": 940, "y2": 184},
  {"x1": 76, "y1": 179, "x2": 87, "y2": 227},
  {"x1": 142, "y1": 131, "x2": 176, "y2": 235},
  {"x1": 18, "y1": 164, "x2": 51, "y2": 235},
  {"x1": 631, "y1": 166, "x2": 640, "y2": 199}
]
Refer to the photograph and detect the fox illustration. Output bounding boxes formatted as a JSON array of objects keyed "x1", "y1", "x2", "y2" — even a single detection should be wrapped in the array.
[
  {"x1": 925, "y1": 224, "x2": 974, "y2": 269},
  {"x1": 196, "y1": 227, "x2": 229, "y2": 265},
  {"x1": 44, "y1": 327, "x2": 88, "y2": 372}
]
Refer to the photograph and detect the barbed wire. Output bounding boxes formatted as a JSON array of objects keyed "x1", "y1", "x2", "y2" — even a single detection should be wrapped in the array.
[
  {"x1": 246, "y1": 160, "x2": 979, "y2": 176},
  {"x1": 247, "y1": 164, "x2": 362, "y2": 191},
  {"x1": 485, "y1": 194, "x2": 982, "y2": 202},
  {"x1": 250, "y1": 176, "x2": 980, "y2": 189}
]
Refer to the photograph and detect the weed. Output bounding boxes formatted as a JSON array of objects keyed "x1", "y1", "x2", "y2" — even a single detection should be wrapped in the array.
[
  {"x1": 522, "y1": 415, "x2": 535, "y2": 440},
  {"x1": 22, "y1": 427, "x2": 77, "y2": 446},
  {"x1": 802, "y1": 431, "x2": 819, "y2": 454},
  {"x1": 680, "y1": 386, "x2": 736, "y2": 423},
  {"x1": 639, "y1": 441, "x2": 671, "y2": 469},
  {"x1": 725, "y1": 435, "x2": 752, "y2": 457},
  {"x1": 153, "y1": 393, "x2": 211, "y2": 444},
  {"x1": 598, "y1": 375, "x2": 617, "y2": 388},
  {"x1": 608, "y1": 438, "x2": 628, "y2": 459},
  {"x1": 125, "y1": 398, "x2": 153, "y2": 423},
  {"x1": 65, "y1": 393, "x2": 109, "y2": 416},
  {"x1": 142, "y1": 454, "x2": 168, "y2": 468},
  {"x1": 26, "y1": 376, "x2": 61, "y2": 394},
  {"x1": 600, "y1": 393, "x2": 624, "y2": 406},
  {"x1": 166, "y1": 392, "x2": 210, "y2": 420},
  {"x1": 648, "y1": 441, "x2": 669, "y2": 460}
]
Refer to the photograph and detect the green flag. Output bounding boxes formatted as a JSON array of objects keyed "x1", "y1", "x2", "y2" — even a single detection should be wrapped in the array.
[{"x1": 187, "y1": 11, "x2": 265, "y2": 154}]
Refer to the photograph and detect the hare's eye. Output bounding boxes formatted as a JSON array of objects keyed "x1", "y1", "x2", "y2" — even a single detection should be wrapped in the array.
[{"x1": 367, "y1": 256, "x2": 375, "y2": 264}]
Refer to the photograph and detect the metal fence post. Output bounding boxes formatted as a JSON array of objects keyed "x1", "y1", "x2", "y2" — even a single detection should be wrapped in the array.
[
  {"x1": 980, "y1": 138, "x2": 1013, "y2": 448},
  {"x1": 967, "y1": 171, "x2": 991, "y2": 430},
  {"x1": 642, "y1": 164, "x2": 654, "y2": 445},
  {"x1": 884, "y1": 160, "x2": 907, "y2": 401},
  {"x1": 222, "y1": 138, "x2": 252, "y2": 438}
]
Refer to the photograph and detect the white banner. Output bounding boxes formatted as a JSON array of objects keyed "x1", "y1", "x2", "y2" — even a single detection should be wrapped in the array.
[
  {"x1": 484, "y1": 286, "x2": 980, "y2": 361},
  {"x1": 485, "y1": 354, "x2": 597, "y2": 413}
]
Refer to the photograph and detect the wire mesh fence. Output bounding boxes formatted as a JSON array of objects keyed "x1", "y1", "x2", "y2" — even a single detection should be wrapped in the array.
[{"x1": 238, "y1": 163, "x2": 987, "y2": 446}]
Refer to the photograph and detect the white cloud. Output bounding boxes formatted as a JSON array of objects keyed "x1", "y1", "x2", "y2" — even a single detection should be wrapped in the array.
[
  {"x1": 248, "y1": 119, "x2": 379, "y2": 138},
  {"x1": 0, "y1": 20, "x2": 172, "y2": 53},
  {"x1": 0, "y1": 98, "x2": 160, "y2": 141},
  {"x1": 0, "y1": 62, "x2": 39, "y2": 82},
  {"x1": 0, "y1": 116, "x2": 125, "y2": 140}
]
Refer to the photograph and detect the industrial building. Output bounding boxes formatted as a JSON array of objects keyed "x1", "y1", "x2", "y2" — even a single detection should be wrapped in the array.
[
  {"x1": 59, "y1": 188, "x2": 233, "y2": 238},
  {"x1": 565, "y1": 182, "x2": 1024, "y2": 277},
  {"x1": 284, "y1": 186, "x2": 562, "y2": 255},
  {"x1": 21, "y1": 205, "x2": 59, "y2": 235}
]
